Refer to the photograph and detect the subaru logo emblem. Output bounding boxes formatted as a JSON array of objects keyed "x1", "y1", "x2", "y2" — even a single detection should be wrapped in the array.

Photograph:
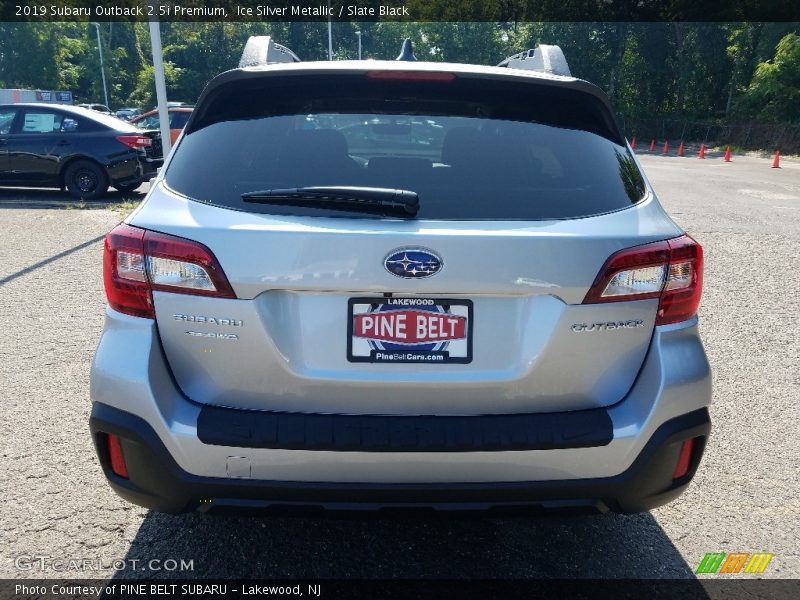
[{"x1": 384, "y1": 248, "x2": 443, "y2": 279}]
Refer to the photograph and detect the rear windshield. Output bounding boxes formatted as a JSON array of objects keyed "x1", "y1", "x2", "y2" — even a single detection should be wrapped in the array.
[{"x1": 165, "y1": 74, "x2": 646, "y2": 220}]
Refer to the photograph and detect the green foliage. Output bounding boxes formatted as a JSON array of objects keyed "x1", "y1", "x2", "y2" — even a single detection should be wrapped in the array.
[
  {"x1": 1, "y1": 20, "x2": 797, "y2": 128},
  {"x1": 736, "y1": 33, "x2": 800, "y2": 123}
]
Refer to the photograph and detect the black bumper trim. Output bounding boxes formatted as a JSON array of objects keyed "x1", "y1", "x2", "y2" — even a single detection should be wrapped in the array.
[
  {"x1": 90, "y1": 403, "x2": 710, "y2": 515},
  {"x1": 196, "y1": 404, "x2": 613, "y2": 452}
]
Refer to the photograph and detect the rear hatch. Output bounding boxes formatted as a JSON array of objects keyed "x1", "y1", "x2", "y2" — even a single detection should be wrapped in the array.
[{"x1": 130, "y1": 67, "x2": 683, "y2": 416}]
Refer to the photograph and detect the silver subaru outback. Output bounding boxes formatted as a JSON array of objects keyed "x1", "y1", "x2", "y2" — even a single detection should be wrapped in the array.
[{"x1": 90, "y1": 39, "x2": 710, "y2": 515}]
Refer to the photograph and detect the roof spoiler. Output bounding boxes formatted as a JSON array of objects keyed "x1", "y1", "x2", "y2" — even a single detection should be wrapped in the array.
[
  {"x1": 239, "y1": 36, "x2": 300, "y2": 68},
  {"x1": 498, "y1": 45, "x2": 571, "y2": 77}
]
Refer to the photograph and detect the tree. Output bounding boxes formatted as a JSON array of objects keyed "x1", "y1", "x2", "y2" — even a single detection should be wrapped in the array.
[{"x1": 737, "y1": 33, "x2": 800, "y2": 123}]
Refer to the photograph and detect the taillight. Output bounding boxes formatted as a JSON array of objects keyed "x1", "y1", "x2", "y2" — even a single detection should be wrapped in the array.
[
  {"x1": 104, "y1": 224, "x2": 151, "y2": 318},
  {"x1": 583, "y1": 234, "x2": 703, "y2": 326},
  {"x1": 367, "y1": 71, "x2": 456, "y2": 81},
  {"x1": 103, "y1": 224, "x2": 235, "y2": 319},
  {"x1": 658, "y1": 235, "x2": 704, "y2": 325},
  {"x1": 116, "y1": 135, "x2": 153, "y2": 149}
]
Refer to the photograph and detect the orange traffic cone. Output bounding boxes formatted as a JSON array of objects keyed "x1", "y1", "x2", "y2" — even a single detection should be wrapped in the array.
[
  {"x1": 631, "y1": 137, "x2": 637, "y2": 149},
  {"x1": 678, "y1": 142, "x2": 685, "y2": 157},
  {"x1": 649, "y1": 139, "x2": 655, "y2": 152},
  {"x1": 698, "y1": 144, "x2": 705, "y2": 159},
  {"x1": 662, "y1": 140, "x2": 669, "y2": 154},
  {"x1": 772, "y1": 150, "x2": 781, "y2": 168}
]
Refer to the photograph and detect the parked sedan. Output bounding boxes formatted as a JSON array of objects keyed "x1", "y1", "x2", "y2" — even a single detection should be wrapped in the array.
[
  {"x1": 114, "y1": 107, "x2": 142, "y2": 121},
  {"x1": 77, "y1": 103, "x2": 113, "y2": 115},
  {"x1": 0, "y1": 103, "x2": 162, "y2": 199},
  {"x1": 130, "y1": 107, "x2": 193, "y2": 145}
]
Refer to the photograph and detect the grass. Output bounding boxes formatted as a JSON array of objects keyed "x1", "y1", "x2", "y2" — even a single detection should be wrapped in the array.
[
  {"x1": 63, "y1": 199, "x2": 87, "y2": 210},
  {"x1": 708, "y1": 144, "x2": 748, "y2": 154},
  {"x1": 707, "y1": 144, "x2": 799, "y2": 159},
  {"x1": 62, "y1": 196, "x2": 142, "y2": 215},
  {"x1": 106, "y1": 198, "x2": 142, "y2": 215}
]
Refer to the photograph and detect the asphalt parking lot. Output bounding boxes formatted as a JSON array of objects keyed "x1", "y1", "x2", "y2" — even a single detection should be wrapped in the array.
[{"x1": 1, "y1": 153, "x2": 798, "y2": 580}]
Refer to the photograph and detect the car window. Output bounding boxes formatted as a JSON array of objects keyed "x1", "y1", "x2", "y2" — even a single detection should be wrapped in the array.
[
  {"x1": 0, "y1": 109, "x2": 17, "y2": 134},
  {"x1": 136, "y1": 114, "x2": 160, "y2": 130},
  {"x1": 60, "y1": 117, "x2": 81, "y2": 132},
  {"x1": 170, "y1": 111, "x2": 191, "y2": 129},
  {"x1": 21, "y1": 111, "x2": 64, "y2": 133},
  {"x1": 167, "y1": 75, "x2": 644, "y2": 221}
]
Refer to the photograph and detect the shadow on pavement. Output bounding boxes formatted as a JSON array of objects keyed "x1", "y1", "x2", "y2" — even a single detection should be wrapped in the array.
[
  {"x1": 0, "y1": 233, "x2": 106, "y2": 286},
  {"x1": 0, "y1": 186, "x2": 145, "y2": 209},
  {"x1": 111, "y1": 510, "x2": 707, "y2": 583}
]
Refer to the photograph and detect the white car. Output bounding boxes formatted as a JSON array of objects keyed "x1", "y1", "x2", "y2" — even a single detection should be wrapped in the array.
[{"x1": 90, "y1": 39, "x2": 710, "y2": 515}]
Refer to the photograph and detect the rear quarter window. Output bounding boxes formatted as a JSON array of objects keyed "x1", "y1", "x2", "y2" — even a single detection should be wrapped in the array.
[
  {"x1": 166, "y1": 74, "x2": 645, "y2": 221},
  {"x1": 0, "y1": 108, "x2": 18, "y2": 134}
]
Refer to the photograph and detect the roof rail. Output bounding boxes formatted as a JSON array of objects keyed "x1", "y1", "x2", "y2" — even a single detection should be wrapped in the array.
[
  {"x1": 498, "y1": 45, "x2": 571, "y2": 77},
  {"x1": 239, "y1": 36, "x2": 300, "y2": 68}
]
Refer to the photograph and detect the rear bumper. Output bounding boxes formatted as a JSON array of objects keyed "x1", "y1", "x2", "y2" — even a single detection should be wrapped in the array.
[
  {"x1": 140, "y1": 156, "x2": 163, "y2": 178},
  {"x1": 90, "y1": 308, "x2": 712, "y2": 514},
  {"x1": 90, "y1": 402, "x2": 709, "y2": 514},
  {"x1": 106, "y1": 155, "x2": 159, "y2": 188}
]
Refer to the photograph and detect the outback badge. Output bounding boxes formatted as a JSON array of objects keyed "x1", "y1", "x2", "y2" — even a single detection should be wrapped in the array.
[{"x1": 384, "y1": 248, "x2": 443, "y2": 279}]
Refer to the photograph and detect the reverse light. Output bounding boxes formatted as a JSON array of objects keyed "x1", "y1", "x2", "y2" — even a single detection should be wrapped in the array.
[
  {"x1": 583, "y1": 234, "x2": 703, "y2": 325},
  {"x1": 602, "y1": 265, "x2": 667, "y2": 298},
  {"x1": 146, "y1": 256, "x2": 216, "y2": 291},
  {"x1": 103, "y1": 224, "x2": 235, "y2": 319}
]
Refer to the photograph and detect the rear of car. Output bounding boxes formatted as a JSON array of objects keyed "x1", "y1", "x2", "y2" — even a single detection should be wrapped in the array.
[
  {"x1": 0, "y1": 104, "x2": 162, "y2": 198},
  {"x1": 115, "y1": 108, "x2": 142, "y2": 122},
  {"x1": 90, "y1": 60, "x2": 710, "y2": 514},
  {"x1": 131, "y1": 108, "x2": 193, "y2": 145},
  {"x1": 77, "y1": 103, "x2": 112, "y2": 115}
]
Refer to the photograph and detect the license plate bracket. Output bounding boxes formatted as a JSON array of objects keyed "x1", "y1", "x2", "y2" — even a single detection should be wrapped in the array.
[{"x1": 347, "y1": 297, "x2": 473, "y2": 364}]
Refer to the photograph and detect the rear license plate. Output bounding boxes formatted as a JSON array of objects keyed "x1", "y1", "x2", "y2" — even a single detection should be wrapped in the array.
[{"x1": 347, "y1": 297, "x2": 473, "y2": 363}]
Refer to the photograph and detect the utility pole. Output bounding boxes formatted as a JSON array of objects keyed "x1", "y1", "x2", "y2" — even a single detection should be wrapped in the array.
[
  {"x1": 90, "y1": 23, "x2": 109, "y2": 109},
  {"x1": 327, "y1": 0, "x2": 333, "y2": 60},
  {"x1": 355, "y1": 31, "x2": 362, "y2": 60},
  {"x1": 148, "y1": 2, "x2": 172, "y2": 156}
]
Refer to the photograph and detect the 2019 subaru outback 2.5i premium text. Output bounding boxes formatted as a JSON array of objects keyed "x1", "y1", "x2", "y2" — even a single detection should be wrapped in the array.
[{"x1": 89, "y1": 39, "x2": 710, "y2": 514}]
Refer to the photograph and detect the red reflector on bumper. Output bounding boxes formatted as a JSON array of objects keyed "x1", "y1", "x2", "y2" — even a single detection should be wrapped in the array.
[
  {"x1": 672, "y1": 438, "x2": 695, "y2": 480},
  {"x1": 107, "y1": 433, "x2": 129, "y2": 479}
]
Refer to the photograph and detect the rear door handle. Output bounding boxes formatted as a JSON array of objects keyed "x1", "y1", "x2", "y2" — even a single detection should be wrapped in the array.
[
  {"x1": 0, "y1": 138, "x2": 7, "y2": 145},
  {"x1": 56, "y1": 140, "x2": 71, "y2": 146}
]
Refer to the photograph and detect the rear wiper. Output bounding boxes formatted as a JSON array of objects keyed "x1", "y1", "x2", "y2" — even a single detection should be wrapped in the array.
[{"x1": 241, "y1": 186, "x2": 419, "y2": 217}]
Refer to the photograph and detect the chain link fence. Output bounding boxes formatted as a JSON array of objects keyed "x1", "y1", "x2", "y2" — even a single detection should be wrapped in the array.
[{"x1": 619, "y1": 116, "x2": 800, "y2": 154}]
